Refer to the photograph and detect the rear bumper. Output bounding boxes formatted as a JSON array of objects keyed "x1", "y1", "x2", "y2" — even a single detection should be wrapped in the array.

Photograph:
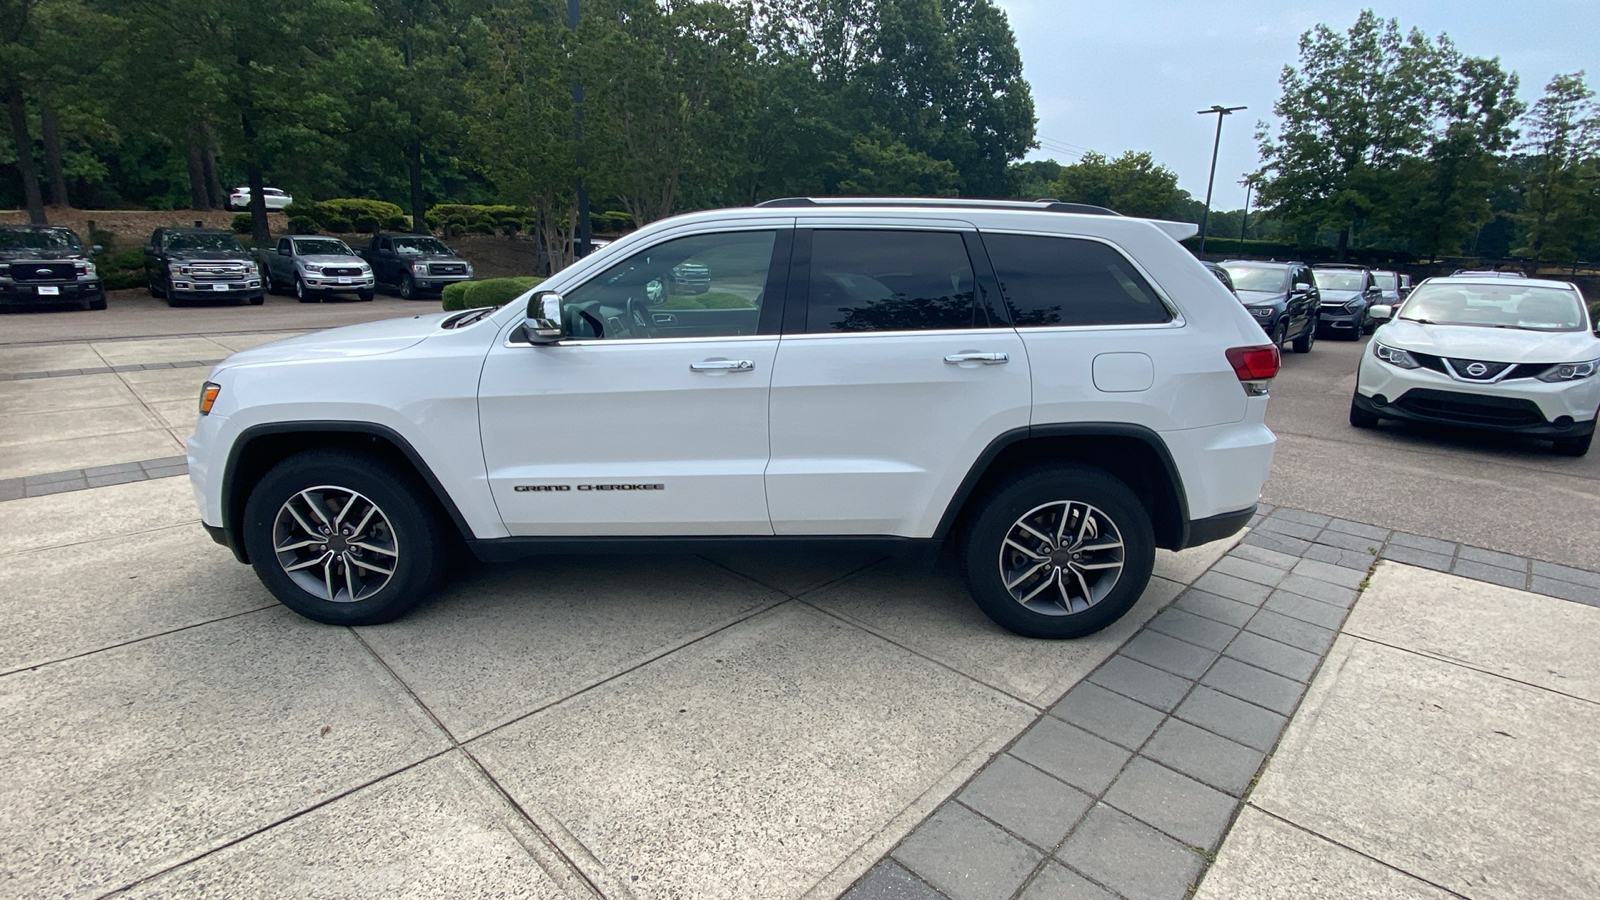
[{"x1": 1184, "y1": 505, "x2": 1256, "y2": 549}]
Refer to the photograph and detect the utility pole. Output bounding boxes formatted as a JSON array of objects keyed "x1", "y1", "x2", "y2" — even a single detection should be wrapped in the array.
[
  {"x1": 566, "y1": 0, "x2": 592, "y2": 261},
  {"x1": 1196, "y1": 105, "x2": 1245, "y2": 257},
  {"x1": 1238, "y1": 175, "x2": 1256, "y2": 247}
]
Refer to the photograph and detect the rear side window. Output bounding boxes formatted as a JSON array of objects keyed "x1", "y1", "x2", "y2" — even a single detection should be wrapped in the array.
[
  {"x1": 983, "y1": 233, "x2": 1172, "y2": 327},
  {"x1": 806, "y1": 230, "x2": 982, "y2": 333}
]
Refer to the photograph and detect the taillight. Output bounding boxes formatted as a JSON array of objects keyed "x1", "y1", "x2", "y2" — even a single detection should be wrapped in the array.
[{"x1": 1226, "y1": 345, "x2": 1279, "y2": 396}]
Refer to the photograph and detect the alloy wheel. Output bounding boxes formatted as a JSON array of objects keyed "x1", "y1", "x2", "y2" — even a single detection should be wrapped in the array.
[
  {"x1": 272, "y1": 485, "x2": 398, "y2": 603},
  {"x1": 997, "y1": 500, "x2": 1125, "y2": 616}
]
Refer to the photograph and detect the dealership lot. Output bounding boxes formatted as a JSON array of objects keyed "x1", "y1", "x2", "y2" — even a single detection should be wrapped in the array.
[{"x1": 2, "y1": 310, "x2": 1598, "y2": 899}]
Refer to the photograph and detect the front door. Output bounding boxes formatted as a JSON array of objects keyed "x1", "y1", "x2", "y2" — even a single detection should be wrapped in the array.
[{"x1": 479, "y1": 226, "x2": 790, "y2": 536}]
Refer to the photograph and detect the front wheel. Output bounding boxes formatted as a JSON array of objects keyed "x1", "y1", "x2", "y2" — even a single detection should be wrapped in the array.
[
  {"x1": 241, "y1": 450, "x2": 447, "y2": 625},
  {"x1": 1350, "y1": 397, "x2": 1380, "y2": 428},
  {"x1": 1291, "y1": 317, "x2": 1316, "y2": 354},
  {"x1": 357, "y1": 289, "x2": 375, "y2": 302},
  {"x1": 295, "y1": 276, "x2": 317, "y2": 303},
  {"x1": 1553, "y1": 430, "x2": 1593, "y2": 457},
  {"x1": 961, "y1": 467, "x2": 1155, "y2": 639},
  {"x1": 399, "y1": 273, "x2": 417, "y2": 300}
]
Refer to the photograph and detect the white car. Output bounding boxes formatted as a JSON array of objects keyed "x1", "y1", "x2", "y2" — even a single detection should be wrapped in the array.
[
  {"x1": 228, "y1": 186, "x2": 293, "y2": 211},
  {"x1": 187, "y1": 197, "x2": 1278, "y2": 635},
  {"x1": 1353, "y1": 276, "x2": 1599, "y2": 456}
]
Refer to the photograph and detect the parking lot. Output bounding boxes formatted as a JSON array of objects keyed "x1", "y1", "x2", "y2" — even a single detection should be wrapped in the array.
[{"x1": 2, "y1": 300, "x2": 1598, "y2": 899}]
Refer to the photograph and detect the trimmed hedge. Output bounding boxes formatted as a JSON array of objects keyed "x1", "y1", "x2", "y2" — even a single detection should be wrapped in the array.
[
  {"x1": 286, "y1": 216, "x2": 319, "y2": 235},
  {"x1": 441, "y1": 276, "x2": 544, "y2": 311},
  {"x1": 281, "y1": 199, "x2": 408, "y2": 234},
  {"x1": 97, "y1": 249, "x2": 145, "y2": 291},
  {"x1": 657, "y1": 291, "x2": 756, "y2": 309},
  {"x1": 231, "y1": 213, "x2": 253, "y2": 234}
]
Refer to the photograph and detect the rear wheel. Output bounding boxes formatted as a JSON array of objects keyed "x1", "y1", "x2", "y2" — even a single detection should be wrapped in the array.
[
  {"x1": 1553, "y1": 430, "x2": 1593, "y2": 457},
  {"x1": 960, "y1": 467, "x2": 1155, "y2": 639},
  {"x1": 242, "y1": 450, "x2": 446, "y2": 625}
]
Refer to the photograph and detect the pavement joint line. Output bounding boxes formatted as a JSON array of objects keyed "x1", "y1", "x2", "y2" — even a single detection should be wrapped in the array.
[
  {"x1": 0, "y1": 602, "x2": 278, "y2": 682},
  {"x1": 1248, "y1": 805, "x2": 1476, "y2": 900},
  {"x1": 0, "y1": 520, "x2": 199, "y2": 562},
  {"x1": 1342, "y1": 632, "x2": 1600, "y2": 709},
  {"x1": 847, "y1": 508, "x2": 1511, "y2": 900}
]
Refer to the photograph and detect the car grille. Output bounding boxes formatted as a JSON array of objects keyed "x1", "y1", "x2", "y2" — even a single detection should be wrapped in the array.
[
  {"x1": 1411, "y1": 352, "x2": 1554, "y2": 382},
  {"x1": 1393, "y1": 389, "x2": 1546, "y2": 427},
  {"x1": 188, "y1": 263, "x2": 253, "y2": 281},
  {"x1": 430, "y1": 263, "x2": 467, "y2": 276},
  {"x1": 323, "y1": 267, "x2": 363, "y2": 277},
  {"x1": 10, "y1": 262, "x2": 75, "y2": 282},
  {"x1": 1444, "y1": 358, "x2": 1511, "y2": 381}
]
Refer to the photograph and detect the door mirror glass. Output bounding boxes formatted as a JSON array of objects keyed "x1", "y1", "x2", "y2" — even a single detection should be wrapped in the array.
[
  {"x1": 1368, "y1": 304, "x2": 1394, "y2": 322},
  {"x1": 525, "y1": 291, "x2": 565, "y2": 343},
  {"x1": 278, "y1": 246, "x2": 291, "y2": 256}
]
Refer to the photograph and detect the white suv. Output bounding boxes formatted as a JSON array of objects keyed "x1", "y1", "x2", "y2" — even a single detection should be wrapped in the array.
[{"x1": 187, "y1": 199, "x2": 1278, "y2": 638}]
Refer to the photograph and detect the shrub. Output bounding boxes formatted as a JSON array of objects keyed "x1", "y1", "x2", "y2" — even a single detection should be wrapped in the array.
[
  {"x1": 323, "y1": 216, "x2": 353, "y2": 233},
  {"x1": 469, "y1": 222, "x2": 495, "y2": 234},
  {"x1": 383, "y1": 214, "x2": 411, "y2": 231},
  {"x1": 442, "y1": 276, "x2": 543, "y2": 311},
  {"x1": 314, "y1": 198, "x2": 404, "y2": 226},
  {"x1": 286, "y1": 216, "x2": 319, "y2": 235},
  {"x1": 98, "y1": 249, "x2": 146, "y2": 290},
  {"x1": 231, "y1": 213, "x2": 253, "y2": 234},
  {"x1": 89, "y1": 229, "x2": 115, "y2": 252},
  {"x1": 352, "y1": 214, "x2": 380, "y2": 233},
  {"x1": 656, "y1": 291, "x2": 756, "y2": 310}
]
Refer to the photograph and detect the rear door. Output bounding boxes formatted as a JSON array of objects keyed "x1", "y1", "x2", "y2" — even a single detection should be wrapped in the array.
[{"x1": 765, "y1": 222, "x2": 1030, "y2": 536}]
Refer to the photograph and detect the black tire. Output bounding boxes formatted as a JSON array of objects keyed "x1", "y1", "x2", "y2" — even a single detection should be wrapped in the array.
[
  {"x1": 261, "y1": 265, "x2": 279, "y2": 295},
  {"x1": 88, "y1": 293, "x2": 106, "y2": 311},
  {"x1": 148, "y1": 271, "x2": 166, "y2": 299},
  {"x1": 1349, "y1": 397, "x2": 1380, "y2": 428},
  {"x1": 1291, "y1": 317, "x2": 1316, "y2": 354},
  {"x1": 960, "y1": 467, "x2": 1155, "y2": 639},
  {"x1": 248, "y1": 294, "x2": 265, "y2": 306},
  {"x1": 399, "y1": 273, "x2": 417, "y2": 300},
  {"x1": 295, "y1": 276, "x2": 317, "y2": 303},
  {"x1": 358, "y1": 289, "x2": 375, "y2": 302},
  {"x1": 1273, "y1": 320, "x2": 1288, "y2": 349},
  {"x1": 241, "y1": 449, "x2": 447, "y2": 625},
  {"x1": 1553, "y1": 430, "x2": 1593, "y2": 457}
]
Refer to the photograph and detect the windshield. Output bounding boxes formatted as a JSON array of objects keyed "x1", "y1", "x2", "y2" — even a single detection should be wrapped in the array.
[
  {"x1": 392, "y1": 237, "x2": 451, "y2": 255},
  {"x1": 165, "y1": 232, "x2": 243, "y2": 253},
  {"x1": 292, "y1": 238, "x2": 354, "y2": 257},
  {"x1": 1373, "y1": 272, "x2": 1397, "y2": 290},
  {"x1": 1219, "y1": 265, "x2": 1289, "y2": 293},
  {"x1": 1400, "y1": 283, "x2": 1587, "y2": 332},
  {"x1": 0, "y1": 228, "x2": 82, "y2": 253},
  {"x1": 1314, "y1": 270, "x2": 1366, "y2": 291}
]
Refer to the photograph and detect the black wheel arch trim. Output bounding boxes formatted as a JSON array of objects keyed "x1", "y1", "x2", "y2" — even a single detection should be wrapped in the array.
[
  {"x1": 218, "y1": 421, "x2": 475, "y2": 564},
  {"x1": 930, "y1": 423, "x2": 1197, "y2": 551}
]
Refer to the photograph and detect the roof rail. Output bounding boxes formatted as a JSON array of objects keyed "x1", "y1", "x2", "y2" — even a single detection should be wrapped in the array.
[{"x1": 752, "y1": 197, "x2": 1123, "y2": 217}]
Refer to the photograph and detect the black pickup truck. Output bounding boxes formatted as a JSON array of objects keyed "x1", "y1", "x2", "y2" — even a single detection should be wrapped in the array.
[
  {"x1": 144, "y1": 227, "x2": 264, "y2": 306},
  {"x1": 356, "y1": 232, "x2": 474, "y2": 299},
  {"x1": 0, "y1": 225, "x2": 105, "y2": 311}
]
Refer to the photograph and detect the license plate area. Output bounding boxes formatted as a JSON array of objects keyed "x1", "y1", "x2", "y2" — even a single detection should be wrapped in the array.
[
  {"x1": 212, "y1": 284, "x2": 229, "y2": 292},
  {"x1": 36, "y1": 285, "x2": 60, "y2": 296}
]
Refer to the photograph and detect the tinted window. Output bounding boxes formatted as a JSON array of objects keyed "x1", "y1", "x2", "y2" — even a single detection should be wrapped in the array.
[
  {"x1": 564, "y1": 230, "x2": 776, "y2": 340},
  {"x1": 1220, "y1": 264, "x2": 1289, "y2": 293},
  {"x1": 806, "y1": 230, "x2": 979, "y2": 333},
  {"x1": 984, "y1": 233, "x2": 1171, "y2": 327}
]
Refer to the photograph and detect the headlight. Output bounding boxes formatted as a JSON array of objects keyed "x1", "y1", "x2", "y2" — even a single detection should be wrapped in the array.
[
  {"x1": 411, "y1": 262, "x2": 427, "y2": 275},
  {"x1": 1248, "y1": 307, "x2": 1273, "y2": 318},
  {"x1": 304, "y1": 264, "x2": 322, "y2": 274},
  {"x1": 1537, "y1": 358, "x2": 1600, "y2": 382},
  {"x1": 1347, "y1": 298, "x2": 1365, "y2": 311},
  {"x1": 77, "y1": 261, "x2": 96, "y2": 278},
  {"x1": 1373, "y1": 342, "x2": 1420, "y2": 369}
]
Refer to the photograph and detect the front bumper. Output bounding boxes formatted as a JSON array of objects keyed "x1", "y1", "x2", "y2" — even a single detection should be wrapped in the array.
[
  {"x1": 1318, "y1": 305, "x2": 1365, "y2": 333},
  {"x1": 171, "y1": 279, "x2": 263, "y2": 300},
  {"x1": 1357, "y1": 350, "x2": 1600, "y2": 436},
  {"x1": 0, "y1": 280, "x2": 102, "y2": 305},
  {"x1": 407, "y1": 273, "x2": 472, "y2": 296},
  {"x1": 303, "y1": 274, "x2": 375, "y2": 292}
]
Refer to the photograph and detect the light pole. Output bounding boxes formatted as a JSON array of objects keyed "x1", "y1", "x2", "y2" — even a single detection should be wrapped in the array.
[
  {"x1": 1238, "y1": 175, "x2": 1257, "y2": 248},
  {"x1": 1196, "y1": 105, "x2": 1245, "y2": 256},
  {"x1": 566, "y1": 0, "x2": 592, "y2": 261}
]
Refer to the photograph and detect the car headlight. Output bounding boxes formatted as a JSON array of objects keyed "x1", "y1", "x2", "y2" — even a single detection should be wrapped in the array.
[
  {"x1": 304, "y1": 264, "x2": 322, "y2": 274},
  {"x1": 410, "y1": 262, "x2": 427, "y2": 275},
  {"x1": 1537, "y1": 358, "x2": 1600, "y2": 383},
  {"x1": 1247, "y1": 307, "x2": 1273, "y2": 318},
  {"x1": 1347, "y1": 298, "x2": 1366, "y2": 310},
  {"x1": 1373, "y1": 342, "x2": 1420, "y2": 369},
  {"x1": 76, "y1": 261, "x2": 96, "y2": 278}
]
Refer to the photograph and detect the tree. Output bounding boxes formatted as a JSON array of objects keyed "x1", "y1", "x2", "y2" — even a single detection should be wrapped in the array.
[
  {"x1": 1050, "y1": 151, "x2": 1185, "y2": 218},
  {"x1": 1256, "y1": 10, "x2": 1453, "y2": 258},
  {"x1": 1515, "y1": 72, "x2": 1599, "y2": 262},
  {"x1": 1, "y1": 0, "x2": 50, "y2": 222}
]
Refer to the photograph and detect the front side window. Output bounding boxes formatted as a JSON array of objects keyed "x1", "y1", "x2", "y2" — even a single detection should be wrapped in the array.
[
  {"x1": 984, "y1": 233, "x2": 1172, "y2": 327},
  {"x1": 292, "y1": 238, "x2": 354, "y2": 257},
  {"x1": 563, "y1": 230, "x2": 776, "y2": 340},
  {"x1": 805, "y1": 230, "x2": 980, "y2": 333}
]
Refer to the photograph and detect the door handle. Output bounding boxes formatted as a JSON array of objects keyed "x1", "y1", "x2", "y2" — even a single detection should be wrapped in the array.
[
  {"x1": 689, "y1": 359, "x2": 755, "y2": 372},
  {"x1": 944, "y1": 352, "x2": 1009, "y2": 365}
]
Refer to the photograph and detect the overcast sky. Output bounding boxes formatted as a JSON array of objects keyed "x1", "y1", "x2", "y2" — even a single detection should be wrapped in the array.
[{"x1": 992, "y1": 1, "x2": 1600, "y2": 210}]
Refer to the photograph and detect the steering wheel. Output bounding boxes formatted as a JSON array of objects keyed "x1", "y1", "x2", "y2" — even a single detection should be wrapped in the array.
[{"x1": 626, "y1": 297, "x2": 657, "y2": 339}]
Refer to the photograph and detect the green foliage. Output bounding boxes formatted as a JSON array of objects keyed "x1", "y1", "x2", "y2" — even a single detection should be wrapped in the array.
[
  {"x1": 98, "y1": 250, "x2": 146, "y2": 290},
  {"x1": 383, "y1": 214, "x2": 410, "y2": 230},
  {"x1": 89, "y1": 229, "x2": 115, "y2": 252},
  {"x1": 834, "y1": 132, "x2": 961, "y2": 197},
  {"x1": 286, "y1": 216, "x2": 320, "y2": 234},
  {"x1": 1515, "y1": 73, "x2": 1600, "y2": 262},
  {"x1": 441, "y1": 276, "x2": 544, "y2": 311},
  {"x1": 656, "y1": 291, "x2": 757, "y2": 309},
  {"x1": 323, "y1": 216, "x2": 353, "y2": 233},
  {"x1": 352, "y1": 214, "x2": 380, "y2": 233},
  {"x1": 1051, "y1": 151, "x2": 1186, "y2": 218},
  {"x1": 314, "y1": 198, "x2": 405, "y2": 225},
  {"x1": 426, "y1": 204, "x2": 537, "y2": 236},
  {"x1": 231, "y1": 213, "x2": 253, "y2": 234}
]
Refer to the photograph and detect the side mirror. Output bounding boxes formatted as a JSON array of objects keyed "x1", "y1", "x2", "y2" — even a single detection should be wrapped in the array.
[
  {"x1": 1368, "y1": 304, "x2": 1394, "y2": 323},
  {"x1": 278, "y1": 247, "x2": 291, "y2": 256},
  {"x1": 525, "y1": 291, "x2": 565, "y2": 343}
]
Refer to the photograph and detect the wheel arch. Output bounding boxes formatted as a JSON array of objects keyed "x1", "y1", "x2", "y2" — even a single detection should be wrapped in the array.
[
  {"x1": 220, "y1": 422, "x2": 473, "y2": 564},
  {"x1": 934, "y1": 424, "x2": 1191, "y2": 551}
]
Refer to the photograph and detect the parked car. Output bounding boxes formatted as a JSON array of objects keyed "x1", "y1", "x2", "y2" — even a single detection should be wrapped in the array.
[
  {"x1": 1219, "y1": 259, "x2": 1320, "y2": 353},
  {"x1": 1312, "y1": 264, "x2": 1381, "y2": 340},
  {"x1": 189, "y1": 197, "x2": 1277, "y2": 636},
  {"x1": 1452, "y1": 269, "x2": 1526, "y2": 279},
  {"x1": 1398, "y1": 273, "x2": 1413, "y2": 297},
  {"x1": 1354, "y1": 275, "x2": 1599, "y2": 456},
  {"x1": 254, "y1": 236, "x2": 375, "y2": 302},
  {"x1": 0, "y1": 224, "x2": 105, "y2": 311},
  {"x1": 144, "y1": 227, "x2": 263, "y2": 306},
  {"x1": 357, "y1": 232, "x2": 474, "y2": 300},
  {"x1": 670, "y1": 261, "x2": 711, "y2": 294},
  {"x1": 228, "y1": 186, "x2": 293, "y2": 211},
  {"x1": 1370, "y1": 270, "x2": 1404, "y2": 332},
  {"x1": 1201, "y1": 262, "x2": 1235, "y2": 293}
]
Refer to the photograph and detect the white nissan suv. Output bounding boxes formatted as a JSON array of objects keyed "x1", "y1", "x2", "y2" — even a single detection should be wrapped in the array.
[
  {"x1": 1354, "y1": 275, "x2": 1599, "y2": 456},
  {"x1": 187, "y1": 199, "x2": 1278, "y2": 638}
]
